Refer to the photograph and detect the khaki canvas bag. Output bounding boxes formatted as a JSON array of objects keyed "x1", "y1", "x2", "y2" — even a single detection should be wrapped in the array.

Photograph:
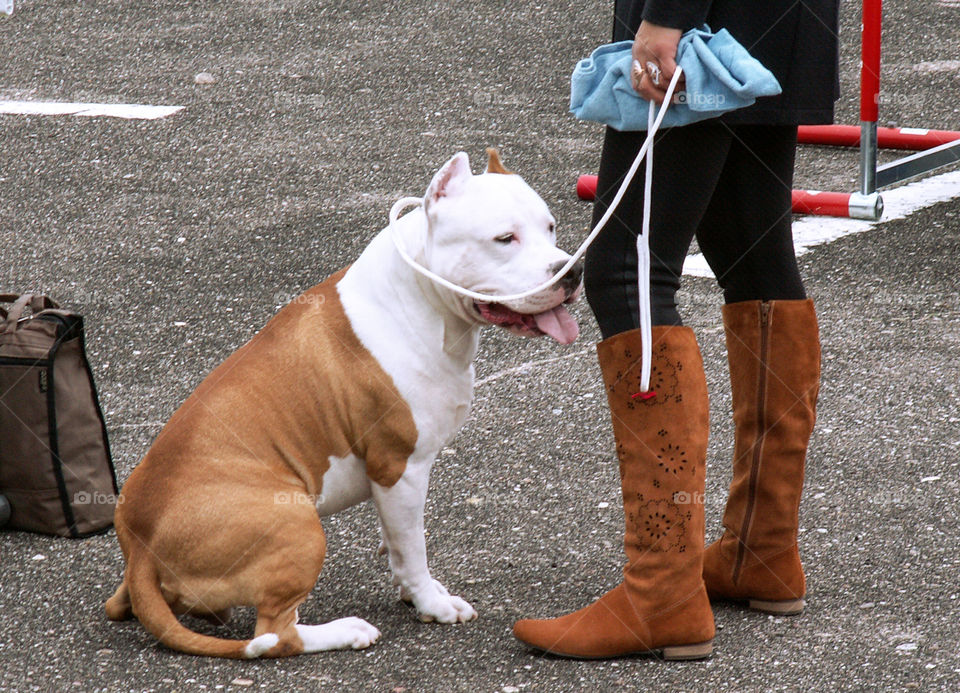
[{"x1": 0, "y1": 293, "x2": 118, "y2": 537}]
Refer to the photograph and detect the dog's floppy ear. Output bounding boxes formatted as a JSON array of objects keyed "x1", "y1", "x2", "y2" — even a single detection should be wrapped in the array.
[
  {"x1": 425, "y1": 152, "x2": 472, "y2": 210},
  {"x1": 485, "y1": 147, "x2": 513, "y2": 175}
]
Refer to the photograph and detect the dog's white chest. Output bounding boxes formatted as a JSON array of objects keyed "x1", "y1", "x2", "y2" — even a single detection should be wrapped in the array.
[{"x1": 336, "y1": 242, "x2": 478, "y2": 456}]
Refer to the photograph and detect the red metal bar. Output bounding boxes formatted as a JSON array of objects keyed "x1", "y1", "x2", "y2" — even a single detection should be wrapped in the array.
[
  {"x1": 576, "y1": 174, "x2": 596, "y2": 202},
  {"x1": 790, "y1": 190, "x2": 853, "y2": 217},
  {"x1": 798, "y1": 124, "x2": 960, "y2": 150},
  {"x1": 861, "y1": 0, "x2": 882, "y2": 123},
  {"x1": 576, "y1": 175, "x2": 860, "y2": 217}
]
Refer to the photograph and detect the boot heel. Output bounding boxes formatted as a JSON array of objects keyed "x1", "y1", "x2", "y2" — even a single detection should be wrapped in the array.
[
  {"x1": 748, "y1": 597, "x2": 805, "y2": 615},
  {"x1": 661, "y1": 639, "x2": 713, "y2": 660}
]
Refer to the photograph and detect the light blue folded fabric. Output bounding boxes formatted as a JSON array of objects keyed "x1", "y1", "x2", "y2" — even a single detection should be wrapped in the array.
[{"x1": 570, "y1": 26, "x2": 782, "y2": 130}]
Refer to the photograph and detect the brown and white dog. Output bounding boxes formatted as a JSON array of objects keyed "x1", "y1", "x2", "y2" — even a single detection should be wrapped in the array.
[{"x1": 105, "y1": 150, "x2": 582, "y2": 658}]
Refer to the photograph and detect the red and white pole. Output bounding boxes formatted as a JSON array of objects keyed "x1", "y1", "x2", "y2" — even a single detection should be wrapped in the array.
[
  {"x1": 576, "y1": 175, "x2": 885, "y2": 218},
  {"x1": 836, "y1": 0, "x2": 885, "y2": 219},
  {"x1": 790, "y1": 190, "x2": 880, "y2": 218},
  {"x1": 798, "y1": 124, "x2": 960, "y2": 150},
  {"x1": 860, "y1": 0, "x2": 882, "y2": 195},
  {"x1": 794, "y1": 0, "x2": 885, "y2": 220}
]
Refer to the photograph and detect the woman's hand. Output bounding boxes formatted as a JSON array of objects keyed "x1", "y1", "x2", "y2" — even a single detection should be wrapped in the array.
[{"x1": 631, "y1": 21, "x2": 683, "y2": 103}]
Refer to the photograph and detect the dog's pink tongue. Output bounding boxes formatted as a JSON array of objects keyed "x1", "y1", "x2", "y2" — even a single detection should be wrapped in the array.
[{"x1": 533, "y1": 305, "x2": 579, "y2": 344}]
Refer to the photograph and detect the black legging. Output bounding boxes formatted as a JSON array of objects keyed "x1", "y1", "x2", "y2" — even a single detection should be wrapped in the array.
[{"x1": 584, "y1": 121, "x2": 807, "y2": 337}]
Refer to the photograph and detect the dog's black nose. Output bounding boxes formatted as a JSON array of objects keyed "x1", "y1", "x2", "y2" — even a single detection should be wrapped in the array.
[{"x1": 550, "y1": 260, "x2": 583, "y2": 293}]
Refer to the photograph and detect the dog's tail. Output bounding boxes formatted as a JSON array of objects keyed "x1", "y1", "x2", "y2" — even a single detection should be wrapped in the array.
[{"x1": 125, "y1": 553, "x2": 278, "y2": 659}]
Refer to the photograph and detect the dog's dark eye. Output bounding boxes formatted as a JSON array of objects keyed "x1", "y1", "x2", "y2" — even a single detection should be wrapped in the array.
[
  {"x1": 548, "y1": 222, "x2": 556, "y2": 234},
  {"x1": 494, "y1": 233, "x2": 515, "y2": 244}
]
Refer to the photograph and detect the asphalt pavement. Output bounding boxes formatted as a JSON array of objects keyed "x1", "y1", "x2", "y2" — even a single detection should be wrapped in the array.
[{"x1": 1, "y1": 1, "x2": 959, "y2": 691}]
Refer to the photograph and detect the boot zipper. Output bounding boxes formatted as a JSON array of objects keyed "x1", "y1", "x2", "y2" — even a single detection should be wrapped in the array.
[{"x1": 733, "y1": 301, "x2": 771, "y2": 584}]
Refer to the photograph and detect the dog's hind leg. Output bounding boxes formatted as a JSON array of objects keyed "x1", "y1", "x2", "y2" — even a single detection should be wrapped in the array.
[
  {"x1": 253, "y1": 587, "x2": 381, "y2": 655},
  {"x1": 253, "y1": 599, "x2": 380, "y2": 655},
  {"x1": 249, "y1": 513, "x2": 379, "y2": 655},
  {"x1": 251, "y1": 596, "x2": 307, "y2": 657}
]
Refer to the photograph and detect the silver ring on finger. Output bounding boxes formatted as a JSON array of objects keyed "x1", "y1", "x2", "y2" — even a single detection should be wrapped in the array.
[{"x1": 645, "y1": 61, "x2": 661, "y2": 87}]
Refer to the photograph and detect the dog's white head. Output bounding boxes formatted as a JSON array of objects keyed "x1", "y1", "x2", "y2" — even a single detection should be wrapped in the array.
[{"x1": 419, "y1": 150, "x2": 581, "y2": 344}]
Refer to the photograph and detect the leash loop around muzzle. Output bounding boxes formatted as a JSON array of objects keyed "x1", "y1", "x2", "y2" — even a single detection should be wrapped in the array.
[{"x1": 388, "y1": 68, "x2": 684, "y2": 393}]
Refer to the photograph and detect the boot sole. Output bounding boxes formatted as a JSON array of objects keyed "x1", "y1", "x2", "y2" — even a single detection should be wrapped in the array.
[
  {"x1": 748, "y1": 597, "x2": 805, "y2": 615},
  {"x1": 521, "y1": 639, "x2": 714, "y2": 661},
  {"x1": 661, "y1": 639, "x2": 714, "y2": 660}
]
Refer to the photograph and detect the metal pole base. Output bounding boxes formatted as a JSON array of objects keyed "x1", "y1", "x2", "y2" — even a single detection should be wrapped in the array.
[
  {"x1": 860, "y1": 121, "x2": 879, "y2": 195},
  {"x1": 848, "y1": 192, "x2": 884, "y2": 220}
]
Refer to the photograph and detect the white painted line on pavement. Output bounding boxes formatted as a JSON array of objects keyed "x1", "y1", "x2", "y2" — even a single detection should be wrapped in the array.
[
  {"x1": 683, "y1": 167, "x2": 960, "y2": 278},
  {"x1": 474, "y1": 346, "x2": 593, "y2": 388},
  {"x1": 0, "y1": 101, "x2": 184, "y2": 120}
]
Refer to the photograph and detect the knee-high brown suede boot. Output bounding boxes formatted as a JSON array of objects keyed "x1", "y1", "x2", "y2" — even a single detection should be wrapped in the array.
[
  {"x1": 701, "y1": 299, "x2": 820, "y2": 615},
  {"x1": 512, "y1": 325, "x2": 714, "y2": 659}
]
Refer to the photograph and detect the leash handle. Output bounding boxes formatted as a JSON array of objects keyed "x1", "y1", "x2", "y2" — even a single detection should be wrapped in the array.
[
  {"x1": 388, "y1": 67, "x2": 684, "y2": 308},
  {"x1": 636, "y1": 99, "x2": 656, "y2": 394}
]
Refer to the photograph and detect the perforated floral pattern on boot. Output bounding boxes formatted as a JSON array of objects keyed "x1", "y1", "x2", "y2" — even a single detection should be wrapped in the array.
[
  {"x1": 627, "y1": 497, "x2": 686, "y2": 552},
  {"x1": 657, "y1": 442, "x2": 689, "y2": 476},
  {"x1": 608, "y1": 342, "x2": 683, "y2": 409}
]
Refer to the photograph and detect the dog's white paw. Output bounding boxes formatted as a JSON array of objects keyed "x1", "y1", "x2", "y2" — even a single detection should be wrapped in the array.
[
  {"x1": 336, "y1": 617, "x2": 382, "y2": 649},
  {"x1": 296, "y1": 617, "x2": 381, "y2": 652},
  {"x1": 404, "y1": 580, "x2": 477, "y2": 624},
  {"x1": 244, "y1": 633, "x2": 279, "y2": 658}
]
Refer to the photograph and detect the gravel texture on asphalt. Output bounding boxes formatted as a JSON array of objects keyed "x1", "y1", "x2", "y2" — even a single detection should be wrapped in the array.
[{"x1": 2, "y1": 1, "x2": 959, "y2": 691}]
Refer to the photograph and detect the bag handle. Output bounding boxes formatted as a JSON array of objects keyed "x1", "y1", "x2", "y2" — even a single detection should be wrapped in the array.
[
  {"x1": 0, "y1": 293, "x2": 22, "y2": 319},
  {"x1": 0, "y1": 293, "x2": 59, "y2": 332}
]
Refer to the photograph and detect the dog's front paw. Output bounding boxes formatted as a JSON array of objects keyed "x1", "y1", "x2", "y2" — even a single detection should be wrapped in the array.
[
  {"x1": 334, "y1": 617, "x2": 382, "y2": 649},
  {"x1": 402, "y1": 579, "x2": 477, "y2": 624}
]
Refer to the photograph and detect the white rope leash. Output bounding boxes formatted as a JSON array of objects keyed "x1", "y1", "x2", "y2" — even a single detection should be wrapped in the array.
[
  {"x1": 637, "y1": 97, "x2": 656, "y2": 394},
  {"x1": 389, "y1": 68, "x2": 684, "y2": 392}
]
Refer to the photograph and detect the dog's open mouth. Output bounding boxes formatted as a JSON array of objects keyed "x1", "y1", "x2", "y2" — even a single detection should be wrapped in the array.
[{"x1": 474, "y1": 301, "x2": 579, "y2": 344}]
